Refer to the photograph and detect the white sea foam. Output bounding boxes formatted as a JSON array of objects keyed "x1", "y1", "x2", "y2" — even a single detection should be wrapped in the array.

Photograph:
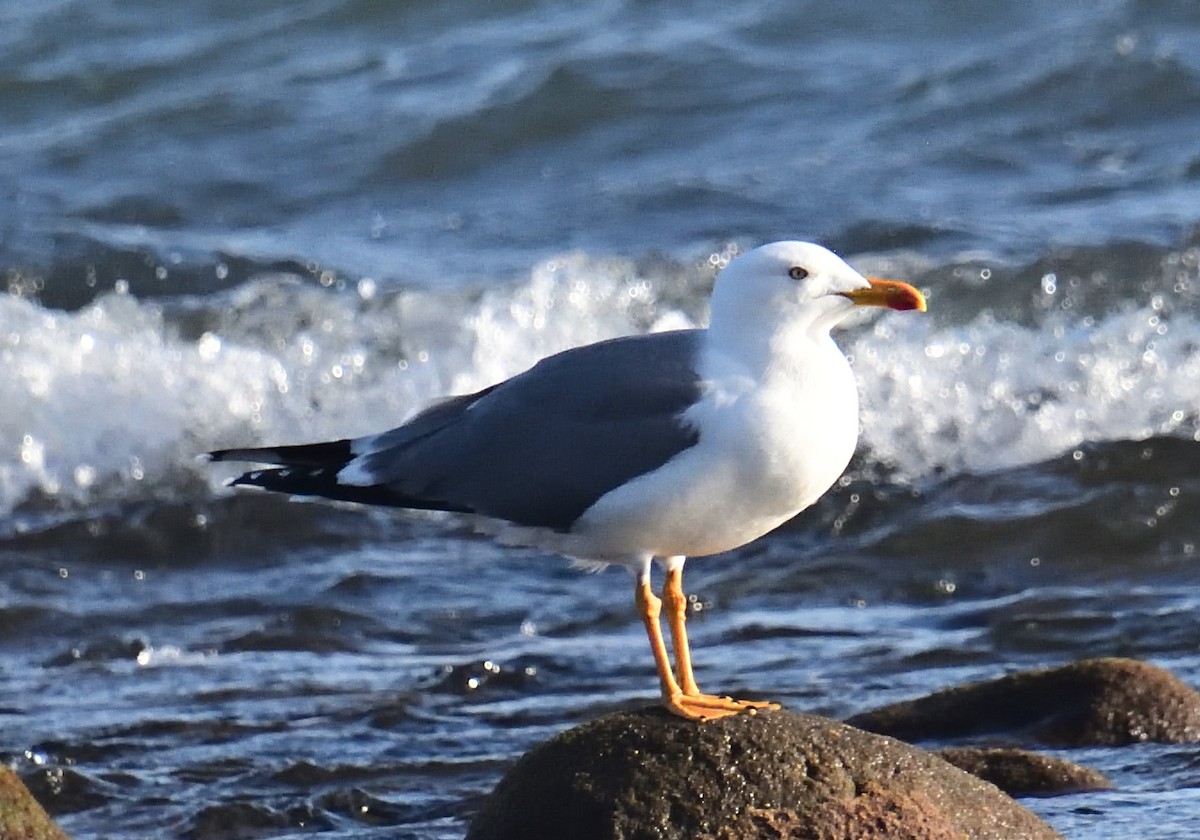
[
  {"x1": 3, "y1": 250, "x2": 1198, "y2": 523},
  {"x1": 853, "y1": 303, "x2": 1200, "y2": 478}
]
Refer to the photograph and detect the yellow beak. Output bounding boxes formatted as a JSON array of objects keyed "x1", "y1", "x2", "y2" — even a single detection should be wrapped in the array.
[{"x1": 841, "y1": 278, "x2": 927, "y2": 312}]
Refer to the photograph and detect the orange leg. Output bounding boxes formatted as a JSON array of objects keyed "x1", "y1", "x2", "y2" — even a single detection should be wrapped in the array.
[
  {"x1": 662, "y1": 564, "x2": 701, "y2": 696},
  {"x1": 636, "y1": 569, "x2": 779, "y2": 722},
  {"x1": 635, "y1": 576, "x2": 684, "y2": 702}
]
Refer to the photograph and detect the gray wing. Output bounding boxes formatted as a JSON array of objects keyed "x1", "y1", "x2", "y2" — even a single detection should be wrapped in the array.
[
  {"x1": 354, "y1": 329, "x2": 705, "y2": 529},
  {"x1": 213, "y1": 329, "x2": 706, "y2": 531}
]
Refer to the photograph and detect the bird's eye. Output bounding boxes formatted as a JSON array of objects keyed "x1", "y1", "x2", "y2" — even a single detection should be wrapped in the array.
[{"x1": 788, "y1": 266, "x2": 809, "y2": 281}]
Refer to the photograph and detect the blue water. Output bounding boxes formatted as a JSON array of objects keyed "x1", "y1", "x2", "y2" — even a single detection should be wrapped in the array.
[{"x1": 3, "y1": 1, "x2": 1200, "y2": 837}]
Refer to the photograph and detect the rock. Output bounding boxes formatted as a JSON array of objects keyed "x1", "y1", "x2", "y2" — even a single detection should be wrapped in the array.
[
  {"x1": 847, "y1": 657, "x2": 1200, "y2": 747},
  {"x1": 20, "y1": 766, "x2": 109, "y2": 815},
  {"x1": 935, "y1": 747, "x2": 1112, "y2": 798},
  {"x1": 468, "y1": 707, "x2": 1061, "y2": 840},
  {"x1": 0, "y1": 766, "x2": 71, "y2": 840}
]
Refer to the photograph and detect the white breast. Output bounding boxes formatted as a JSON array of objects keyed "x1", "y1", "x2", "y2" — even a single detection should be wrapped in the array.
[{"x1": 566, "y1": 334, "x2": 860, "y2": 562}]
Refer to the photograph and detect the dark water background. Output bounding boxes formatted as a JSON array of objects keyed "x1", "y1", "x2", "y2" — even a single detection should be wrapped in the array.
[{"x1": 4, "y1": 1, "x2": 1200, "y2": 837}]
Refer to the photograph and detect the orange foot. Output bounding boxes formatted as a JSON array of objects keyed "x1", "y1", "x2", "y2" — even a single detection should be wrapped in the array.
[{"x1": 664, "y1": 692, "x2": 781, "y2": 722}]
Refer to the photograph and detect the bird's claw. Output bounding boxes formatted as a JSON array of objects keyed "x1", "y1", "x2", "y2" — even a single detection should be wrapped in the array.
[{"x1": 664, "y1": 692, "x2": 781, "y2": 722}]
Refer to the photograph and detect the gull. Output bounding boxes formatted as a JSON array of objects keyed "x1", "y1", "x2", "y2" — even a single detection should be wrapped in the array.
[{"x1": 209, "y1": 242, "x2": 926, "y2": 721}]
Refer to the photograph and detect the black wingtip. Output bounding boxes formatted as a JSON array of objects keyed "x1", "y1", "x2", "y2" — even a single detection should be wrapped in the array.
[
  {"x1": 208, "y1": 439, "x2": 475, "y2": 515},
  {"x1": 205, "y1": 440, "x2": 354, "y2": 468},
  {"x1": 226, "y1": 470, "x2": 265, "y2": 488},
  {"x1": 206, "y1": 447, "x2": 261, "y2": 464}
]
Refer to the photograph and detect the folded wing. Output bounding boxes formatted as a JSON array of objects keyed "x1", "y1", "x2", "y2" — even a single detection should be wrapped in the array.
[{"x1": 209, "y1": 330, "x2": 706, "y2": 531}]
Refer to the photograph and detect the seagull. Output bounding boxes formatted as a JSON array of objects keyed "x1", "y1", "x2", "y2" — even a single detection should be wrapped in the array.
[{"x1": 209, "y1": 242, "x2": 926, "y2": 721}]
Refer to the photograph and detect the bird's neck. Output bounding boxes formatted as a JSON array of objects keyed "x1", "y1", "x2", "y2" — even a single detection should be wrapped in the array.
[{"x1": 706, "y1": 316, "x2": 836, "y2": 382}]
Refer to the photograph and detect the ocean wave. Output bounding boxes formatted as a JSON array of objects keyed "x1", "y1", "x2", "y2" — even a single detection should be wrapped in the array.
[{"x1": 4, "y1": 241, "x2": 1200, "y2": 527}]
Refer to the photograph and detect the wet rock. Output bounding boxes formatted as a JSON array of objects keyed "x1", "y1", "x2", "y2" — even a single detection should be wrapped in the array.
[
  {"x1": 847, "y1": 657, "x2": 1200, "y2": 747},
  {"x1": 936, "y1": 747, "x2": 1113, "y2": 797},
  {"x1": 20, "y1": 766, "x2": 110, "y2": 814},
  {"x1": 0, "y1": 767, "x2": 71, "y2": 840},
  {"x1": 183, "y1": 801, "x2": 330, "y2": 840},
  {"x1": 467, "y1": 707, "x2": 1061, "y2": 840}
]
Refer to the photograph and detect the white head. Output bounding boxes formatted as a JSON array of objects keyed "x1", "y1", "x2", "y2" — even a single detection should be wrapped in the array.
[{"x1": 708, "y1": 241, "x2": 925, "y2": 346}]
